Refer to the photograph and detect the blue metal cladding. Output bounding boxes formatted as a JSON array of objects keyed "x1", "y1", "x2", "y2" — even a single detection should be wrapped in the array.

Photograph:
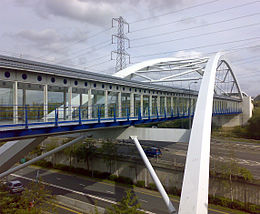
[{"x1": 0, "y1": 110, "x2": 242, "y2": 141}]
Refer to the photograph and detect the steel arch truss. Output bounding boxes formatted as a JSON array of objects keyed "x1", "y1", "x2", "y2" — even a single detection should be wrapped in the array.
[{"x1": 114, "y1": 54, "x2": 243, "y2": 100}]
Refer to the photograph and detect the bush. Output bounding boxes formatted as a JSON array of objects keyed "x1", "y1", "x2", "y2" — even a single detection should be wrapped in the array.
[
  {"x1": 169, "y1": 186, "x2": 181, "y2": 196},
  {"x1": 248, "y1": 204, "x2": 260, "y2": 213},
  {"x1": 116, "y1": 176, "x2": 133, "y2": 185},
  {"x1": 148, "y1": 183, "x2": 157, "y2": 190},
  {"x1": 232, "y1": 126, "x2": 247, "y2": 138},
  {"x1": 136, "y1": 180, "x2": 145, "y2": 188},
  {"x1": 208, "y1": 195, "x2": 260, "y2": 214},
  {"x1": 34, "y1": 160, "x2": 53, "y2": 168},
  {"x1": 109, "y1": 174, "x2": 118, "y2": 181},
  {"x1": 93, "y1": 171, "x2": 110, "y2": 179}
]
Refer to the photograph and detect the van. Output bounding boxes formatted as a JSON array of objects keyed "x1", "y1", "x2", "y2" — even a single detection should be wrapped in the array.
[{"x1": 144, "y1": 147, "x2": 162, "y2": 157}]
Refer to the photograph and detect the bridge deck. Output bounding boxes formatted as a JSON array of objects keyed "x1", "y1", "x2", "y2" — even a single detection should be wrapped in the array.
[{"x1": 0, "y1": 110, "x2": 241, "y2": 142}]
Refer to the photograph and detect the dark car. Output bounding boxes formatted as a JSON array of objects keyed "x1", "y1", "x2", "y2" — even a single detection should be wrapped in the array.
[
  {"x1": 144, "y1": 147, "x2": 162, "y2": 157},
  {"x1": 5, "y1": 180, "x2": 24, "y2": 193}
]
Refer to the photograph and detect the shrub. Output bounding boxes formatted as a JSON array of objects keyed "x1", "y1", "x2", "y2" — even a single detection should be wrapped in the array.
[
  {"x1": 136, "y1": 180, "x2": 145, "y2": 188},
  {"x1": 34, "y1": 160, "x2": 53, "y2": 168},
  {"x1": 109, "y1": 174, "x2": 118, "y2": 181},
  {"x1": 116, "y1": 176, "x2": 133, "y2": 185},
  {"x1": 148, "y1": 183, "x2": 157, "y2": 190},
  {"x1": 208, "y1": 195, "x2": 260, "y2": 214},
  {"x1": 169, "y1": 186, "x2": 181, "y2": 196},
  {"x1": 93, "y1": 171, "x2": 110, "y2": 179},
  {"x1": 248, "y1": 204, "x2": 260, "y2": 213}
]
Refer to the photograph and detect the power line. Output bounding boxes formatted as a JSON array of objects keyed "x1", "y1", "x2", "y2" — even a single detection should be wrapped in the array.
[
  {"x1": 130, "y1": 22, "x2": 260, "y2": 50},
  {"x1": 233, "y1": 58, "x2": 260, "y2": 65},
  {"x1": 130, "y1": 1, "x2": 259, "y2": 33},
  {"x1": 132, "y1": 37, "x2": 260, "y2": 59},
  {"x1": 39, "y1": 27, "x2": 112, "y2": 58},
  {"x1": 130, "y1": 0, "x2": 221, "y2": 24},
  {"x1": 56, "y1": 43, "x2": 111, "y2": 63},
  {"x1": 85, "y1": 59, "x2": 112, "y2": 69},
  {"x1": 67, "y1": 40, "x2": 110, "y2": 55},
  {"x1": 131, "y1": 12, "x2": 260, "y2": 42}
]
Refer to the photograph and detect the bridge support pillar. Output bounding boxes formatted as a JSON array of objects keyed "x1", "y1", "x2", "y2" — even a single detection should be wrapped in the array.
[
  {"x1": 242, "y1": 96, "x2": 253, "y2": 125},
  {"x1": 164, "y1": 96, "x2": 167, "y2": 116},
  {"x1": 105, "y1": 90, "x2": 108, "y2": 118},
  {"x1": 22, "y1": 88, "x2": 26, "y2": 107},
  {"x1": 149, "y1": 95, "x2": 152, "y2": 117},
  {"x1": 68, "y1": 86, "x2": 72, "y2": 120},
  {"x1": 63, "y1": 90, "x2": 67, "y2": 120},
  {"x1": 130, "y1": 93, "x2": 134, "y2": 118},
  {"x1": 43, "y1": 84, "x2": 48, "y2": 122},
  {"x1": 140, "y1": 94, "x2": 143, "y2": 118},
  {"x1": 157, "y1": 95, "x2": 160, "y2": 117},
  {"x1": 88, "y1": 88, "x2": 92, "y2": 119},
  {"x1": 13, "y1": 81, "x2": 18, "y2": 124},
  {"x1": 170, "y1": 97, "x2": 173, "y2": 115},
  {"x1": 118, "y1": 92, "x2": 122, "y2": 118}
]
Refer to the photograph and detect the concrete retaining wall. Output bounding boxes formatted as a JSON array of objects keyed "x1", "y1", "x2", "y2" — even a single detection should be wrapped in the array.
[
  {"x1": 56, "y1": 195, "x2": 105, "y2": 214},
  {"x1": 49, "y1": 153, "x2": 260, "y2": 205}
]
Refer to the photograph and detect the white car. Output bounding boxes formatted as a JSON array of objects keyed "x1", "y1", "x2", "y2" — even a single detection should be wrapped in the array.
[{"x1": 5, "y1": 180, "x2": 24, "y2": 193}]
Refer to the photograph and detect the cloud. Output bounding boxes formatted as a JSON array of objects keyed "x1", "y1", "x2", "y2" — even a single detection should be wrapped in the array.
[
  {"x1": 174, "y1": 50, "x2": 203, "y2": 58},
  {"x1": 36, "y1": 0, "x2": 117, "y2": 26},
  {"x1": 11, "y1": 28, "x2": 87, "y2": 56},
  {"x1": 15, "y1": 0, "x2": 192, "y2": 26},
  {"x1": 16, "y1": 29, "x2": 59, "y2": 44}
]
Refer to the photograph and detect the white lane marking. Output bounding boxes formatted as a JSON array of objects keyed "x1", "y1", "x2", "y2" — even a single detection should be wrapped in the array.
[
  {"x1": 79, "y1": 184, "x2": 85, "y2": 187},
  {"x1": 11, "y1": 173, "x2": 155, "y2": 214},
  {"x1": 56, "y1": 177, "x2": 61, "y2": 180},
  {"x1": 106, "y1": 190, "x2": 114, "y2": 194},
  {"x1": 140, "y1": 199, "x2": 148, "y2": 203}
]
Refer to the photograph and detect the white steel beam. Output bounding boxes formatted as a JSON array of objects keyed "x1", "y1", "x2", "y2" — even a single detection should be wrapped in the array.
[
  {"x1": 178, "y1": 52, "x2": 222, "y2": 214},
  {"x1": 0, "y1": 136, "x2": 84, "y2": 179},
  {"x1": 13, "y1": 81, "x2": 18, "y2": 124},
  {"x1": 88, "y1": 88, "x2": 92, "y2": 119},
  {"x1": 43, "y1": 84, "x2": 48, "y2": 122},
  {"x1": 105, "y1": 90, "x2": 108, "y2": 118},
  {"x1": 130, "y1": 136, "x2": 176, "y2": 214},
  {"x1": 68, "y1": 86, "x2": 72, "y2": 120}
]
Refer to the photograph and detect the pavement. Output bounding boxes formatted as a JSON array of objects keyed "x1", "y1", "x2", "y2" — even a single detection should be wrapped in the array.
[{"x1": 8, "y1": 166, "x2": 247, "y2": 214}]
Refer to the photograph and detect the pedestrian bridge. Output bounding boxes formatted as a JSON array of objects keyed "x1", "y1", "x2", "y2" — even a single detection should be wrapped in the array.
[
  {"x1": 0, "y1": 52, "x2": 254, "y2": 214},
  {"x1": 0, "y1": 53, "x2": 250, "y2": 141}
]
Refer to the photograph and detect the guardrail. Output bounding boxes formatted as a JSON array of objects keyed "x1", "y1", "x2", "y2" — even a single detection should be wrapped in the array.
[{"x1": 0, "y1": 103, "x2": 242, "y2": 129}]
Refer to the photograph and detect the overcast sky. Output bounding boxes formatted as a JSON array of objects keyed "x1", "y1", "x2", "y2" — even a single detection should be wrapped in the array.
[{"x1": 1, "y1": 0, "x2": 259, "y2": 96}]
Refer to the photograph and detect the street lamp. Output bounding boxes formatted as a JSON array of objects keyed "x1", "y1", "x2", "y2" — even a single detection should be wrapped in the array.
[{"x1": 188, "y1": 81, "x2": 198, "y2": 129}]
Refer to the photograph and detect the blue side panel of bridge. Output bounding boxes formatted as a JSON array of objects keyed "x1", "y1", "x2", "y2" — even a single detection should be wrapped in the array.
[{"x1": 0, "y1": 110, "x2": 241, "y2": 141}]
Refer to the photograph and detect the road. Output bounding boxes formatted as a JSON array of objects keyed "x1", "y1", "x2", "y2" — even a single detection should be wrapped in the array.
[
  {"x1": 118, "y1": 138, "x2": 260, "y2": 179},
  {"x1": 9, "y1": 166, "x2": 244, "y2": 214}
]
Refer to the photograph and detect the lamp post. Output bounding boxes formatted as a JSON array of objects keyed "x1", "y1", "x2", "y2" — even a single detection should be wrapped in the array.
[{"x1": 188, "y1": 81, "x2": 197, "y2": 129}]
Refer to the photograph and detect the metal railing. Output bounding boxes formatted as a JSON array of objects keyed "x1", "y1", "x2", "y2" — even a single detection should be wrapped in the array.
[{"x1": 0, "y1": 103, "x2": 242, "y2": 129}]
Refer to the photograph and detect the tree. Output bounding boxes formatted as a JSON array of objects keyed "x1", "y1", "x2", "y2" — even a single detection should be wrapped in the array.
[
  {"x1": 0, "y1": 179, "x2": 56, "y2": 214},
  {"x1": 246, "y1": 105, "x2": 260, "y2": 139},
  {"x1": 214, "y1": 148, "x2": 253, "y2": 202},
  {"x1": 107, "y1": 189, "x2": 144, "y2": 214},
  {"x1": 74, "y1": 139, "x2": 97, "y2": 172},
  {"x1": 99, "y1": 140, "x2": 118, "y2": 174}
]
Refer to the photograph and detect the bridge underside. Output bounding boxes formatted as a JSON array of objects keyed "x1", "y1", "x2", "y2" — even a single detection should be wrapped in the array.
[{"x1": 0, "y1": 111, "x2": 241, "y2": 142}]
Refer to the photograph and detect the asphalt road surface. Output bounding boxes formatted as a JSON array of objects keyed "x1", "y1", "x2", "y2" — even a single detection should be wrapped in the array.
[
  {"x1": 118, "y1": 138, "x2": 260, "y2": 179},
  {"x1": 9, "y1": 166, "x2": 245, "y2": 214}
]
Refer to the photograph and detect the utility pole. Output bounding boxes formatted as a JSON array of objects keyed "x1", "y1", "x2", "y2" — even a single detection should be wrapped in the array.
[{"x1": 111, "y1": 16, "x2": 130, "y2": 72}]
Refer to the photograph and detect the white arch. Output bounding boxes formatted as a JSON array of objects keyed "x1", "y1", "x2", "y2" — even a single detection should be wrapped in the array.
[
  {"x1": 114, "y1": 54, "x2": 243, "y2": 100},
  {"x1": 115, "y1": 53, "x2": 243, "y2": 213}
]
